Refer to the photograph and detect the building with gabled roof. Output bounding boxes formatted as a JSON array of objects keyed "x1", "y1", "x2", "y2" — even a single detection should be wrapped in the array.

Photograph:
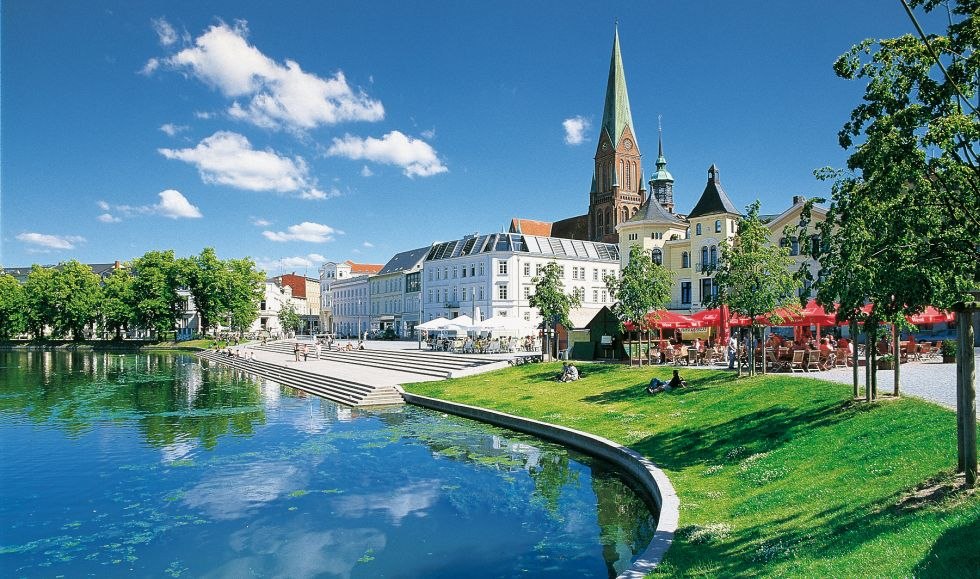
[{"x1": 370, "y1": 245, "x2": 431, "y2": 337}]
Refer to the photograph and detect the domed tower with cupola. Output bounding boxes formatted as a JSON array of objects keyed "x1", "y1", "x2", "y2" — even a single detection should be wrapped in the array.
[
  {"x1": 648, "y1": 120, "x2": 675, "y2": 213},
  {"x1": 688, "y1": 164, "x2": 741, "y2": 307},
  {"x1": 589, "y1": 26, "x2": 644, "y2": 244}
]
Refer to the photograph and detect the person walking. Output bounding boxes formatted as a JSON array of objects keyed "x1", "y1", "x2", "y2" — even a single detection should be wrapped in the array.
[
  {"x1": 314, "y1": 340, "x2": 322, "y2": 360},
  {"x1": 727, "y1": 332, "x2": 738, "y2": 369}
]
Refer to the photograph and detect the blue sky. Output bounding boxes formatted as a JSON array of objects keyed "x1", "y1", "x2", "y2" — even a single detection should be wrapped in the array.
[{"x1": 1, "y1": 1, "x2": 939, "y2": 275}]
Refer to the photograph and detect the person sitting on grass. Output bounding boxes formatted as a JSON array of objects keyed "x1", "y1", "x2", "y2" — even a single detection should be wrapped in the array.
[
  {"x1": 647, "y1": 369, "x2": 687, "y2": 394},
  {"x1": 556, "y1": 362, "x2": 580, "y2": 382}
]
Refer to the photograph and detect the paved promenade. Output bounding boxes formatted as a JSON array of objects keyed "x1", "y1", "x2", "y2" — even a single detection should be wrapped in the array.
[{"x1": 803, "y1": 347, "x2": 980, "y2": 413}]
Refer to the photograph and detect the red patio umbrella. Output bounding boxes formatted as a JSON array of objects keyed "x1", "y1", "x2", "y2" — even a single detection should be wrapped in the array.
[
  {"x1": 644, "y1": 310, "x2": 702, "y2": 329},
  {"x1": 906, "y1": 306, "x2": 954, "y2": 325}
]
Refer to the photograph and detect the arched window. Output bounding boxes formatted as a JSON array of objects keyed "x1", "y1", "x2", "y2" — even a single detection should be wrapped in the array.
[
  {"x1": 701, "y1": 246, "x2": 709, "y2": 267},
  {"x1": 715, "y1": 219, "x2": 722, "y2": 233},
  {"x1": 696, "y1": 223, "x2": 702, "y2": 235},
  {"x1": 652, "y1": 249, "x2": 663, "y2": 265},
  {"x1": 622, "y1": 207, "x2": 629, "y2": 223},
  {"x1": 625, "y1": 160, "x2": 631, "y2": 189},
  {"x1": 608, "y1": 209, "x2": 614, "y2": 226},
  {"x1": 790, "y1": 238, "x2": 800, "y2": 256},
  {"x1": 710, "y1": 245, "x2": 718, "y2": 266},
  {"x1": 632, "y1": 206, "x2": 638, "y2": 217},
  {"x1": 682, "y1": 252, "x2": 690, "y2": 268}
]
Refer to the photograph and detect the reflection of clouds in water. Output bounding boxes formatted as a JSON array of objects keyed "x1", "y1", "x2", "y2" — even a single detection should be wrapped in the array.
[
  {"x1": 289, "y1": 399, "x2": 331, "y2": 434},
  {"x1": 204, "y1": 522, "x2": 385, "y2": 579},
  {"x1": 332, "y1": 480, "x2": 440, "y2": 526},
  {"x1": 179, "y1": 360, "x2": 203, "y2": 402},
  {"x1": 260, "y1": 379, "x2": 282, "y2": 408},
  {"x1": 183, "y1": 462, "x2": 303, "y2": 520},
  {"x1": 335, "y1": 406, "x2": 353, "y2": 422},
  {"x1": 160, "y1": 439, "x2": 197, "y2": 463}
]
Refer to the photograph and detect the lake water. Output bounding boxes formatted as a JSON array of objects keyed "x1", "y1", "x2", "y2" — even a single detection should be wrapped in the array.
[{"x1": 0, "y1": 351, "x2": 657, "y2": 578}]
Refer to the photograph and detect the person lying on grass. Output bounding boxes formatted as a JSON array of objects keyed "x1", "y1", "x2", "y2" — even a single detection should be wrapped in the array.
[{"x1": 647, "y1": 369, "x2": 687, "y2": 394}]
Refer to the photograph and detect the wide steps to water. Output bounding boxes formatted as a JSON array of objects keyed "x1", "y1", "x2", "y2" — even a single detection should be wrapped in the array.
[
  {"x1": 197, "y1": 351, "x2": 404, "y2": 407},
  {"x1": 254, "y1": 341, "x2": 501, "y2": 378}
]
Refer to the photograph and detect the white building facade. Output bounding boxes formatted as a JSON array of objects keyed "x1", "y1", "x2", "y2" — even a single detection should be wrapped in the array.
[
  {"x1": 319, "y1": 260, "x2": 382, "y2": 335},
  {"x1": 249, "y1": 282, "x2": 305, "y2": 338},
  {"x1": 421, "y1": 232, "x2": 621, "y2": 327},
  {"x1": 331, "y1": 274, "x2": 372, "y2": 338}
]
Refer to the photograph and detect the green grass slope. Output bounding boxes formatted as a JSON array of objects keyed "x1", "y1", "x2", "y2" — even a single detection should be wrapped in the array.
[{"x1": 403, "y1": 362, "x2": 979, "y2": 577}]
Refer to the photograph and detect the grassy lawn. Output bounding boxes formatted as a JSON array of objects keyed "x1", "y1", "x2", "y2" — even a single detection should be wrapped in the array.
[{"x1": 403, "y1": 362, "x2": 979, "y2": 577}]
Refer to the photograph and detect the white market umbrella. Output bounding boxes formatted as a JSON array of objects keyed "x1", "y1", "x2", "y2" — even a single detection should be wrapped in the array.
[
  {"x1": 417, "y1": 317, "x2": 452, "y2": 330},
  {"x1": 450, "y1": 315, "x2": 474, "y2": 328},
  {"x1": 478, "y1": 315, "x2": 524, "y2": 331}
]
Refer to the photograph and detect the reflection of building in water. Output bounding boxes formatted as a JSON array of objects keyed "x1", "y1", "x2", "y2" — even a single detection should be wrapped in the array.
[{"x1": 592, "y1": 470, "x2": 658, "y2": 577}]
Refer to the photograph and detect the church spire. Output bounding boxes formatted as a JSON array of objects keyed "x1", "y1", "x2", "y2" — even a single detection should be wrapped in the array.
[{"x1": 600, "y1": 25, "x2": 635, "y2": 148}]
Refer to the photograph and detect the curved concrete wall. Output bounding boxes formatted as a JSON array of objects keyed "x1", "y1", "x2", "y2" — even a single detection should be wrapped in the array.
[{"x1": 399, "y1": 391, "x2": 679, "y2": 578}]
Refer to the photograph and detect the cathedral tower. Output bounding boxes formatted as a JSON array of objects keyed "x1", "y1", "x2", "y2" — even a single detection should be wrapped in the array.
[{"x1": 589, "y1": 26, "x2": 644, "y2": 243}]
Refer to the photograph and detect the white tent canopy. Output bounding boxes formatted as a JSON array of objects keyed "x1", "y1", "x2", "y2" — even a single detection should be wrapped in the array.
[
  {"x1": 417, "y1": 317, "x2": 452, "y2": 330},
  {"x1": 447, "y1": 315, "x2": 474, "y2": 329},
  {"x1": 478, "y1": 315, "x2": 528, "y2": 331}
]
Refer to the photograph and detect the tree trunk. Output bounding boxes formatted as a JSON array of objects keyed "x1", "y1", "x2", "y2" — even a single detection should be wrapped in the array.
[
  {"x1": 956, "y1": 310, "x2": 977, "y2": 487},
  {"x1": 762, "y1": 327, "x2": 768, "y2": 375},
  {"x1": 865, "y1": 324, "x2": 872, "y2": 403},
  {"x1": 893, "y1": 323, "x2": 900, "y2": 397},
  {"x1": 869, "y1": 320, "x2": 878, "y2": 400},
  {"x1": 850, "y1": 320, "x2": 859, "y2": 399}
]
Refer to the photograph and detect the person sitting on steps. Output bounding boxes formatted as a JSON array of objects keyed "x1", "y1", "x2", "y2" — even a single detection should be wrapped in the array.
[{"x1": 647, "y1": 369, "x2": 687, "y2": 394}]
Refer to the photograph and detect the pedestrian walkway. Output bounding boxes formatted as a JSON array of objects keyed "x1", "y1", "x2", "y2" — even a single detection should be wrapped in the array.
[{"x1": 802, "y1": 347, "x2": 979, "y2": 412}]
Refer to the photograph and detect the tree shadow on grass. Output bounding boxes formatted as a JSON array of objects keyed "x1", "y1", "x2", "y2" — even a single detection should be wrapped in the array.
[
  {"x1": 665, "y1": 473, "x2": 979, "y2": 577},
  {"x1": 580, "y1": 371, "x2": 734, "y2": 405},
  {"x1": 914, "y1": 509, "x2": 980, "y2": 577},
  {"x1": 631, "y1": 402, "x2": 855, "y2": 471}
]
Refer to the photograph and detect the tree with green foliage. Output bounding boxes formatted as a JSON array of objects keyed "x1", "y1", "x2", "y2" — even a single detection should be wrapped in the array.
[
  {"x1": 806, "y1": 0, "x2": 978, "y2": 482},
  {"x1": 100, "y1": 267, "x2": 134, "y2": 340},
  {"x1": 707, "y1": 201, "x2": 801, "y2": 376},
  {"x1": 50, "y1": 260, "x2": 102, "y2": 340},
  {"x1": 605, "y1": 243, "x2": 674, "y2": 365},
  {"x1": 278, "y1": 301, "x2": 302, "y2": 336},
  {"x1": 131, "y1": 250, "x2": 184, "y2": 339},
  {"x1": 224, "y1": 257, "x2": 265, "y2": 333},
  {"x1": 180, "y1": 247, "x2": 227, "y2": 337},
  {"x1": 23, "y1": 265, "x2": 57, "y2": 339},
  {"x1": 529, "y1": 261, "x2": 581, "y2": 361},
  {"x1": 0, "y1": 273, "x2": 27, "y2": 340}
]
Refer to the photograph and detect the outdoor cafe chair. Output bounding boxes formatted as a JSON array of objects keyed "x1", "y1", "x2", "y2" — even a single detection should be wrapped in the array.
[
  {"x1": 804, "y1": 350, "x2": 821, "y2": 372},
  {"x1": 790, "y1": 350, "x2": 806, "y2": 372},
  {"x1": 834, "y1": 348, "x2": 849, "y2": 367},
  {"x1": 686, "y1": 348, "x2": 698, "y2": 366}
]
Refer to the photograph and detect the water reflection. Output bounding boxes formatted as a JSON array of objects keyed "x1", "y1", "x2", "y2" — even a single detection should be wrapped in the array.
[{"x1": 1, "y1": 351, "x2": 656, "y2": 578}]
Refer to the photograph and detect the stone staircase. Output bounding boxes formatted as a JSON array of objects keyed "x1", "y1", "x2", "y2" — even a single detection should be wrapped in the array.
[
  {"x1": 198, "y1": 350, "x2": 405, "y2": 407},
  {"x1": 253, "y1": 340, "x2": 504, "y2": 379}
]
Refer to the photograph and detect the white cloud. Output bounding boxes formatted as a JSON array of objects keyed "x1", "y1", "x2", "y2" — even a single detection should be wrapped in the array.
[
  {"x1": 262, "y1": 221, "x2": 339, "y2": 243},
  {"x1": 326, "y1": 131, "x2": 447, "y2": 178},
  {"x1": 194, "y1": 110, "x2": 214, "y2": 119},
  {"x1": 299, "y1": 187, "x2": 341, "y2": 200},
  {"x1": 97, "y1": 190, "x2": 202, "y2": 221},
  {"x1": 360, "y1": 165, "x2": 373, "y2": 177},
  {"x1": 140, "y1": 57, "x2": 160, "y2": 75},
  {"x1": 420, "y1": 128, "x2": 436, "y2": 140},
  {"x1": 254, "y1": 253, "x2": 327, "y2": 273},
  {"x1": 250, "y1": 217, "x2": 272, "y2": 227},
  {"x1": 164, "y1": 21, "x2": 384, "y2": 132},
  {"x1": 362, "y1": 241, "x2": 374, "y2": 248},
  {"x1": 159, "y1": 131, "x2": 324, "y2": 199},
  {"x1": 160, "y1": 123, "x2": 188, "y2": 137},
  {"x1": 155, "y1": 189, "x2": 203, "y2": 219},
  {"x1": 563, "y1": 115, "x2": 590, "y2": 145},
  {"x1": 152, "y1": 17, "x2": 178, "y2": 46},
  {"x1": 17, "y1": 232, "x2": 85, "y2": 250}
]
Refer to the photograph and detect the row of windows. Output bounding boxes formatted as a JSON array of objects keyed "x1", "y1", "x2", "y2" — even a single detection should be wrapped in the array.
[
  {"x1": 428, "y1": 263, "x2": 487, "y2": 281},
  {"x1": 693, "y1": 219, "x2": 736, "y2": 236},
  {"x1": 371, "y1": 278, "x2": 403, "y2": 294},
  {"x1": 371, "y1": 299, "x2": 404, "y2": 314},
  {"x1": 429, "y1": 262, "x2": 616, "y2": 282}
]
